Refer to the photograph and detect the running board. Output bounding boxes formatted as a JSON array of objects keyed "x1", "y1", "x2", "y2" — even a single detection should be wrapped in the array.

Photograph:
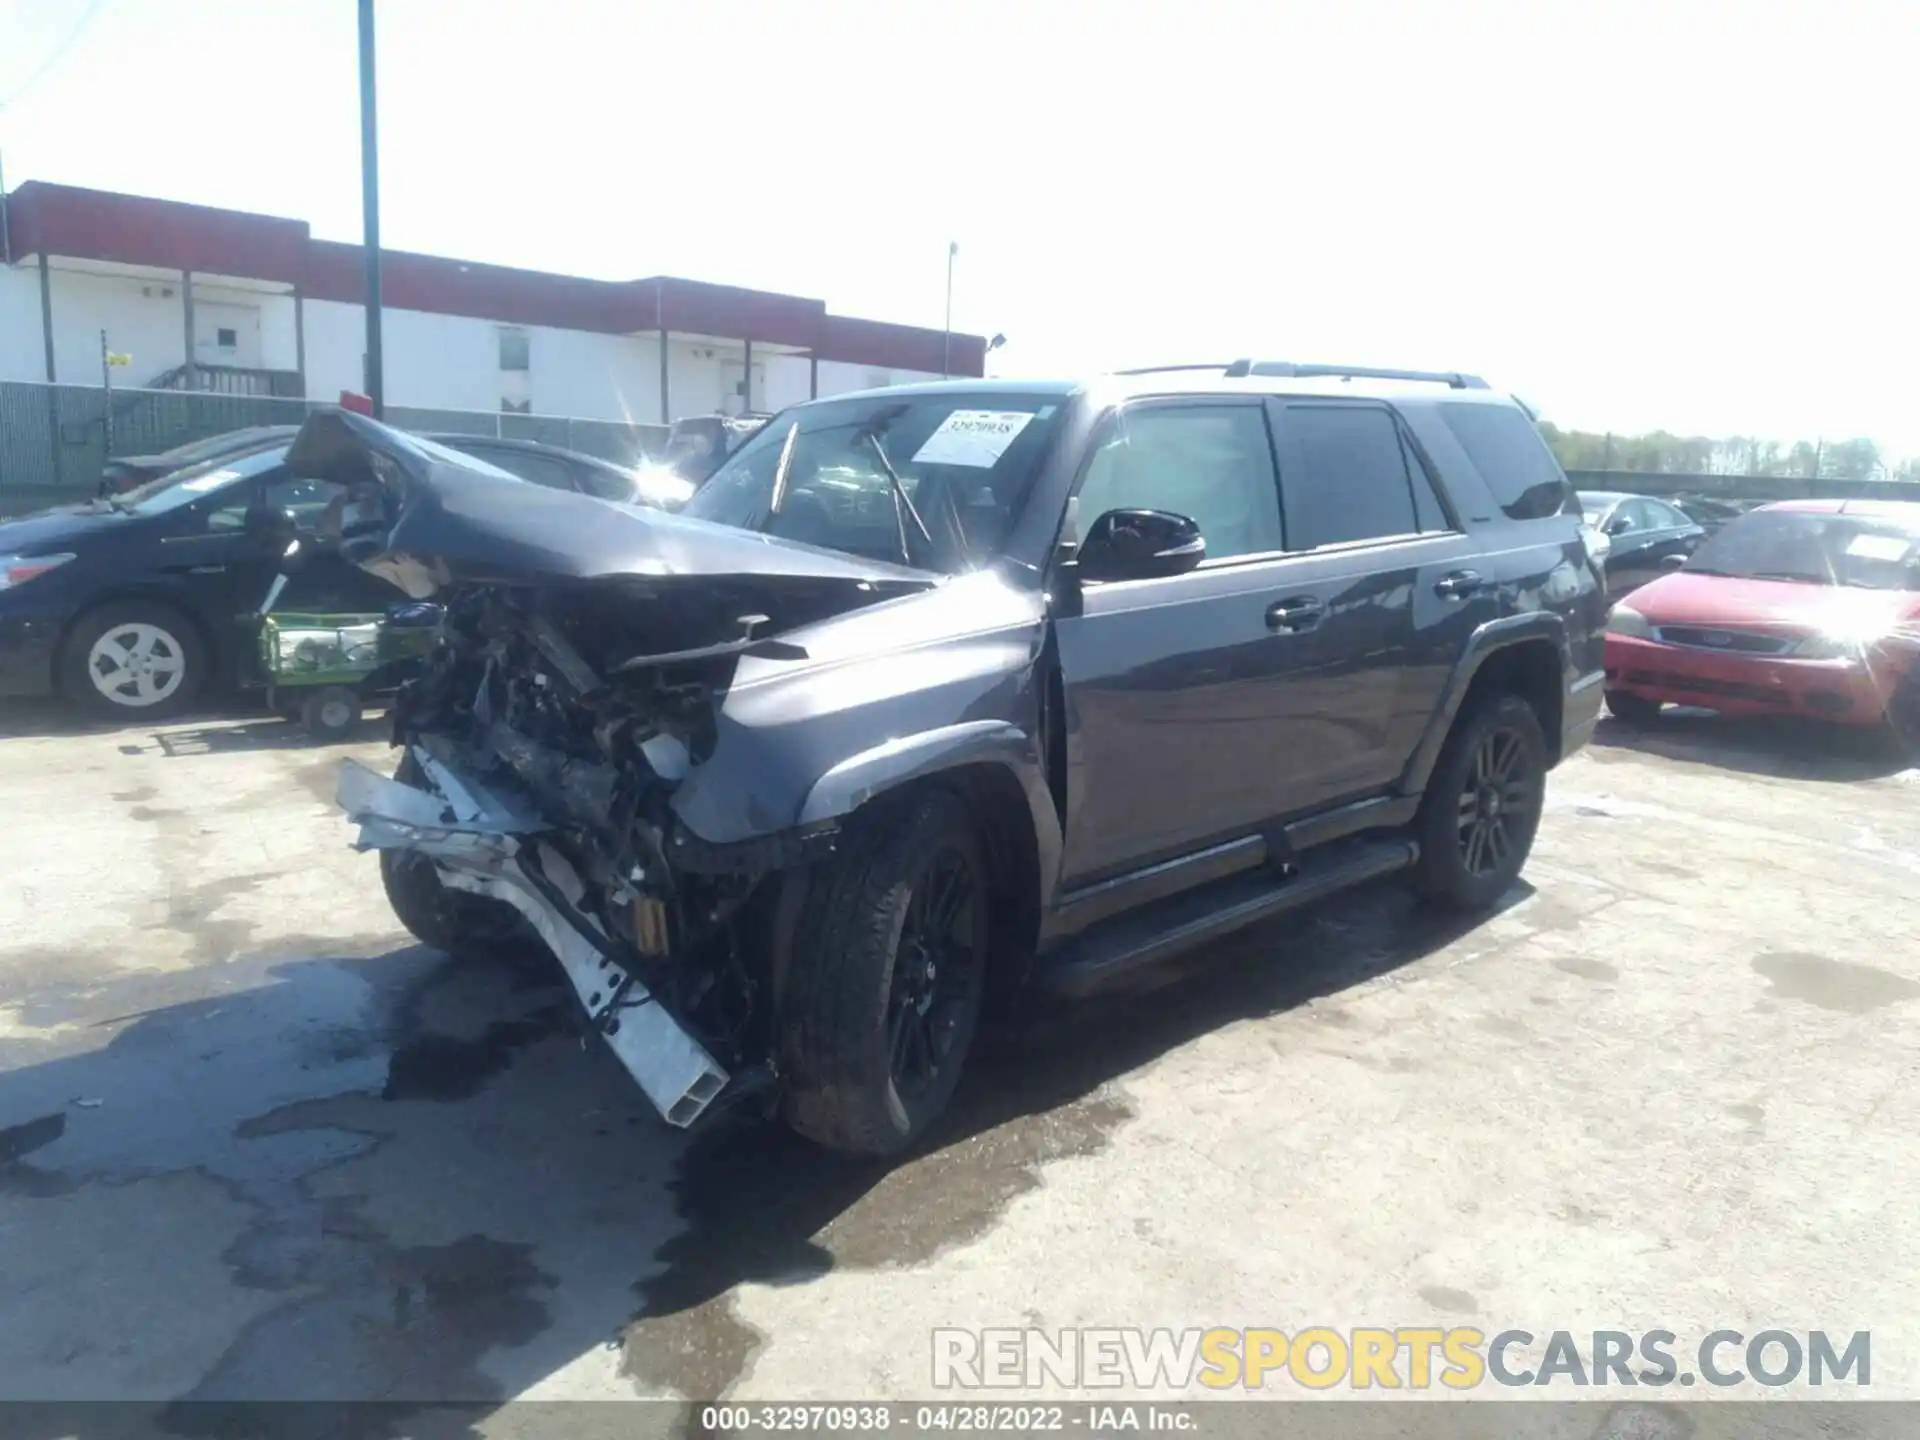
[{"x1": 1037, "y1": 837, "x2": 1419, "y2": 998}]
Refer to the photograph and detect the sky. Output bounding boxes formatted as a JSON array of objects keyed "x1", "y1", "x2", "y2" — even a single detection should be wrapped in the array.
[{"x1": 3, "y1": 0, "x2": 1916, "y2": 457}]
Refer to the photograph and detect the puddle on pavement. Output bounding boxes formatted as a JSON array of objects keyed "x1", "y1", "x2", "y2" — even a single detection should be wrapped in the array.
[
  {"x1": 170, "y1": 876, "x2": 268, "y2": 964},
  {"x1": 1553, "y1": 955, "x2": 1619, "y2": 983},
  {"x1": 1417, "y1": 1284, "x2": 1479, "y2": 1314},
  {"x1": 1752, "y1": 952, "x2": 1920, "y2": 1014}
]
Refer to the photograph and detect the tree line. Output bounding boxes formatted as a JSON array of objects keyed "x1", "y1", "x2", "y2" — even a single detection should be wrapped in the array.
[{"x1": 1538, "y1": 424, "x2": 1917, "y2": 482}]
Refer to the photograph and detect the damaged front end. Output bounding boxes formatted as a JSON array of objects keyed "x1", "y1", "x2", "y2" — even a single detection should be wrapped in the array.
[{"x1": 304, "y1": 410, "x2": 934, "y2": 1129}]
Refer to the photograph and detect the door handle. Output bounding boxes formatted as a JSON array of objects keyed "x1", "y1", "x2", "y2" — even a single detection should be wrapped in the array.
[
  {"x1": 1434, "y1": 570, "x2": 1486, "y2": 599},
  {"x1": 1266, "y1": 596, "x2": 1324, "y2": 633}
]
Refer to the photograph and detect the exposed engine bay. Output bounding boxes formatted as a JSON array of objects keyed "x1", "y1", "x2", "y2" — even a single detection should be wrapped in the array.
[{"x1": 340, "y1": 576, "x2": 885, "y2": 1128}]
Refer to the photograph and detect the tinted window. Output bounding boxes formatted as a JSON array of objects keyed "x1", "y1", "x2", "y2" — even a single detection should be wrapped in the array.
[
  {"x1": 1075, "y1": 404, "x2": 1282, "y2": 562},
  {"x1": 1440, "y1": 402, "x2": 1571, "y2": 521},
  {"x1": 1280, "y1": 404, "x2": 1420, "y2": 549},
  {"x1": 462, "y1": 446, "x2": 576, "y2": 492}
]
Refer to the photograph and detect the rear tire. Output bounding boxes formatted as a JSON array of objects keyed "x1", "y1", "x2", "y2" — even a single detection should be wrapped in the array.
[
  {"x1": 379, "y1": 751, "x2": 522, "y2": 955},
  {"x1": 61, "y1": 600, "x2": 207, "y2": 721},
  {"x1": 780, "y1": 788, "x2": 990, "y2": 1156},
  {"x1": 1606, "y1": 689, "x2": 1662, "y2": 726},
  {"x1": 1411, "y1": 693, "x2": 1547, "y2": 912}
]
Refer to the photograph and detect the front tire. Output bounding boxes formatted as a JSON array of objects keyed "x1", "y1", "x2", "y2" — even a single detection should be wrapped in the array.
[
  {"x1": 61, "y1": 600, "x2": 206, "y2": 720},
  {"x1": 781, "y1": 788, "x2": 990, "y2": 1156},
  {"x1": 379, "y1": 752, "x2": 521, "y2": 955},
  {"x1": 1606, "y1": 689, "x2": 1663, "y2": 726},
  {"x1": 1411, "y1": 693, "x2": 1547, "y2": 912}
]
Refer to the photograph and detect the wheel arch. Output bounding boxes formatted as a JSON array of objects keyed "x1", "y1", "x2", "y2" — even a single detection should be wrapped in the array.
[
  {"x1": 1400, "y1": 614, "x2": 1570, "y2": 795},
  {"x1": 798, "y1": 720, "x2": 1063, "y2": 920}
]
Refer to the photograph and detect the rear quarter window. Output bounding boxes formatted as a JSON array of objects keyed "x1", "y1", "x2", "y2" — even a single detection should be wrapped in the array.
[{"x1": 1439, "y1": 402, "x2": 1572, "y2": 522}]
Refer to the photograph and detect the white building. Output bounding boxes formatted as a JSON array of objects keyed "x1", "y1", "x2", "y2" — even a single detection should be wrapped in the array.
[{"x1": 0, "y1": 181, "x2": 985, "y2": 423}]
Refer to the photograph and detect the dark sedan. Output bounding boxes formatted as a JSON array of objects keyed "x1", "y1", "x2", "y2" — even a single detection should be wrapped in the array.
[
  {"x1": 0, "y1": 439, "x2": 484, "y2": 719},
  {"x1": 1578, "y1": 490, "x2": 1706, "y2": 596}
]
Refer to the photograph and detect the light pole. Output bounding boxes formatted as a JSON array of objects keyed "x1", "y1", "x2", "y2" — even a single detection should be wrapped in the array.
[
  {"x1": 942, "y1": 241, "x2": 957, "y2": 379},
  {"x1": 358, "y1": 0, "x2": 384, "y2": 418}
]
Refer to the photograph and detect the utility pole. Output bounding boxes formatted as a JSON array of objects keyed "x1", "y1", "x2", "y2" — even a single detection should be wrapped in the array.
[
  {"x1": 100, "y1": 331, "x2": 112, "y2": 460},
  {"x1": 942, "y1": 241, "x2": 957, "y2": 379},
  {"x1": 357, "y1": 0, "x2": 385, "y2": 418}
]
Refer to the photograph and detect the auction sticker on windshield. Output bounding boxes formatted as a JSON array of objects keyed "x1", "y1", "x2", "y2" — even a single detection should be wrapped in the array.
[
  {"x1": 912, "y1": 411, "x2": 1035, "y2": 468},
  {"x1": 1846, "y1": 533, "x2": 1912, "y2": 562}
]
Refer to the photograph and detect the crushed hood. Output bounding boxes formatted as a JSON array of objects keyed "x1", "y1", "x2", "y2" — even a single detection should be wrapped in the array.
[{"x1": 285, "y1": 409, "x2": 936, "y2": 608}]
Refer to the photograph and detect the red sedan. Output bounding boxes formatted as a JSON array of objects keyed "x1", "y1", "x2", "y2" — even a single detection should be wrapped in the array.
[{"x1": 1603, "y1": 499, "x2": 1920, "y2": 732}]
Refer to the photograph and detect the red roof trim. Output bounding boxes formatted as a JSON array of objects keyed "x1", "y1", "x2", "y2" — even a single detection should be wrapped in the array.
[{"x1": 6, "y1": 181, "x2": 984, "y2": 376}]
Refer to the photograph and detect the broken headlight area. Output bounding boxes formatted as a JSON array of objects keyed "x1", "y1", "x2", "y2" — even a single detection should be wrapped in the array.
[{"x1": 338, "y1": 580, "x2": 838, "y2": 1129}]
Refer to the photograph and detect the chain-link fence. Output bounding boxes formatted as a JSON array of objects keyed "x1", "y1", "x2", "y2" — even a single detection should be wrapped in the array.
[{"x1": 0, "y1": 381, "x2": 673, "y2": 517}]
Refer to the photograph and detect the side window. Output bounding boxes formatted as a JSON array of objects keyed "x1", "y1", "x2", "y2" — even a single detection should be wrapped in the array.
[
  {"x1": 207, "y1": 474, "x2": 347, "y2": 532},
  {"x1": 574, "y1": 464, "x2": 636, "y2": 502},
  {"x1": 1438, "y1": 402, "x2": 1572, "y2": 521},
  {"x1": 203, "y1": 481, "x2": 264, "y2": 533},
  {"x1": 1645, "y1": 500, "x2": 1689, "y2": 530},
  {"x1": 464, "y1": 447, "x2": 575, "y2": 491},
  {"x1": 1074, "y1": 403, "x2": 1282, "y2": 563},
  {"x1": 1618, "y1": 499, "x2": 1657, "y2": 532},
  {"x1": 1278, "y1": 404, "x2": 1421, "y2": 549},
  {"x1": 264, "y1": 475, "x2": 347, "y2": 528}
]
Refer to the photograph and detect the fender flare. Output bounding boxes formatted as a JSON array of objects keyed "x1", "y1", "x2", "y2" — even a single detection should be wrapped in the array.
[
  {"x1": 800, "y1": 719, "x2": 1065, "y2": 911},
  {"x1": 1399, "y1": 611, "x2": 1569, "y2": 796}
]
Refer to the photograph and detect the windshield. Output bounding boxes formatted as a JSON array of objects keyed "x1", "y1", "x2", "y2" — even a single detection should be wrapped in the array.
[
  {"x1": 113, "y1": 445, "x2": 291, "y2": 515},
  {"x1": 679, "y1": 392, "x2": 1065, "y2": 573},
  {"x1": 1684, "y1": 509, "x2": 1920, "y2": 590}
]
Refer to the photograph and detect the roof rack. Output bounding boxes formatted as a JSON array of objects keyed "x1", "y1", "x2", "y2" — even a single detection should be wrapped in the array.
[
  {"x1": 1110, "y1": 363, "x2": 1238, "y2": 376},
  {"x1": 1222, "y1": 360, "x2": 1490, "y2": 390}
]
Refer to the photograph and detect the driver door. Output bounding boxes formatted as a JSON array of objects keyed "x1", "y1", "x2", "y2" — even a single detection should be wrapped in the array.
[{"x1": 1052, "y1": 399, "x2": 1310, "y2": 885}]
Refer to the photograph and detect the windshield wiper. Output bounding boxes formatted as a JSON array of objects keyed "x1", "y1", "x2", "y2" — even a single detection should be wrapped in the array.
[
  {"x1": 1749, "y1": 571, "x2": 1820, "y2": 584},
  {"x1": 765, "y1": 422, "x2": 800, "y2": 519},
  {"x1": 852, "y1": 414, "x2": 933, "y2": 566}
]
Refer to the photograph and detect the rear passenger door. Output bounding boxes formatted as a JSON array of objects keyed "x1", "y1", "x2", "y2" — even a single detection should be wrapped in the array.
[{"x1": 1262, "y1": 400, "x2": 1500, "y2": 808}]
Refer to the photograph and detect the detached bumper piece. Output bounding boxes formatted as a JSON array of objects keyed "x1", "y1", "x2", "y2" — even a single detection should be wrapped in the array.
[{"x1": 336, "y1": 752, "x2": 730, "y2": 1127}]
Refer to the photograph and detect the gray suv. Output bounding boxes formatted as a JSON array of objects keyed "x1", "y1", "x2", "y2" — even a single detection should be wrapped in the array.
[{"x1": 312, "y1": 360, "x2": 1606, "y2": 1155}]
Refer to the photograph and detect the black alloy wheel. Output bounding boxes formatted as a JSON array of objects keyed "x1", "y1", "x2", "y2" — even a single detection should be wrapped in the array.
[
  {"x1": 1456, "y1": 724, "x2": 1537, "y2": 879},
  {"x1": 886, "y1": 845, "x2": 983, "y2": 1103}
]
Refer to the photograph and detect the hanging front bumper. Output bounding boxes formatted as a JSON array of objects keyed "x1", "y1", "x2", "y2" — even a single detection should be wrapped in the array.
[{"x1": 336, "y1": 752, "x2": 730, "y2": 1127}]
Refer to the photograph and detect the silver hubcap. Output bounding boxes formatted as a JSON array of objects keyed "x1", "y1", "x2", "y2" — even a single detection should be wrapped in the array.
[
  {"x1": 319, "y1": 698, "x2": 353, "y2": 730},
  {"x1": 87, "y1": 622, "x2": 187, "y2": 707}
]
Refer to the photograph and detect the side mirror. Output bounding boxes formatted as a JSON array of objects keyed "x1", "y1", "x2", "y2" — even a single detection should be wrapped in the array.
[
  {"x1": 244, "y1": 502, "x2": 297, "y2": 550},
  {"x1": 1660, "y1": 553, "x2": 1688, "y2": 571},
  {"x1": 1075, "y1": 508, "x2": 1206, "y2": 582}
]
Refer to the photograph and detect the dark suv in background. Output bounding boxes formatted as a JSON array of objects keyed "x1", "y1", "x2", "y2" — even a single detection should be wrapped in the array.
[{"x1": 329, "y1": 360, "x2": 1607, "y2": 1155}]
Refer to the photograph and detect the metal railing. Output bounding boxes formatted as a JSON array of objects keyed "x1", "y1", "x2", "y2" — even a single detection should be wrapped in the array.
[{"x1": 0, "y1": 381, "x2": 674, "y2": 516}]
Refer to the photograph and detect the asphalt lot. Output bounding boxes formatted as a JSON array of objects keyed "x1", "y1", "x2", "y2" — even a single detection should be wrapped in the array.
[{"x1": 1, "y1": 698, "x2": 1917, "y2": 1426}]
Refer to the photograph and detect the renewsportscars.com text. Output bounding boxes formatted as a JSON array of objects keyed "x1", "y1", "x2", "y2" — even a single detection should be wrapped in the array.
[{"x1": 931, "y1": 1327, "x2": 1871, "y2": 1391}]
